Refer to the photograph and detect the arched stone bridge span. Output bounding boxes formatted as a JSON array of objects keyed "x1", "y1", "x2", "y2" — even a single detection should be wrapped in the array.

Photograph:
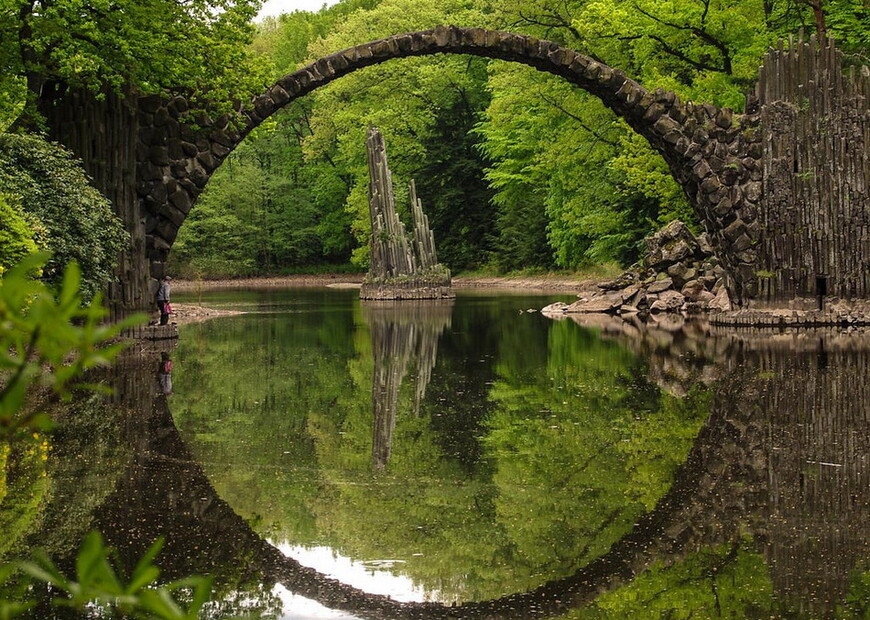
[
  {"x1": 40, "y1": 28, "x2": 868, "y2": 317},
  {"x1": 136, "y1": 26, "x2": 761, "y2": 303}
]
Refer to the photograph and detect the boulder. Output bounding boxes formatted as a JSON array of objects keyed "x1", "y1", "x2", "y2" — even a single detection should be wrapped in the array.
[
  {"x1": 560, "y1": 219, "x2": 732, "y2": 317},
  {"x1": 696, "y1": 290, "x2": 715, "y2": 304},
  {"x1": 650, "y1": 290, "x2": 685, "y2": 313},
  {"x1": 648, "y1": 278, "x2": 674, "y2": 293},
  {"x1": 597, "y1": 272, "x2": 637, "y2": 290},
  {"x1": 620, "y1": 284, "x2": 642, "y2": 305},
  {"x1": 566, "y1": 290, "x2": 625, "y2": 313},
  {"x1": 697, "y1": 232, "x2": 714, "y2": 254},
  {"x1": 541, "y1": 302, "x2": 569, "y2": 314},
  {"x1": 681, "y1": 279, "x2": 706, "y2": 301},
  {"x1": 645, "y1": 220, "x2": 699, "y2": 267},
  {"x1": 708, "y1": 287, "x2": 732, "y2": 312},
  {"x1": 660, "y1": 239, "x2": 694, "y2": 264}
]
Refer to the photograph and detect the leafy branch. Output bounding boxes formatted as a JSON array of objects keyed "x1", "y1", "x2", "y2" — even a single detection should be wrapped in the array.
[
  {"x1": 3, "y1": 532, "x2": 211, "y2": 619},
  {"x1": 0, "y1": 253, "x2": 143, "y2": 439}
]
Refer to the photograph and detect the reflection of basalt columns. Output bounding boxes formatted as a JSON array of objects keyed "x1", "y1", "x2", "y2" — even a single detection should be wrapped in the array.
[
  {"x1": 718, "y1": 338, "x2": 870, "y2": 617},
  {"x1": 361, "y1": 127, "x2": 452, "y2": 300},
  {"x1": 554, "y1": 314, "x2": 870, "y2": 616},
  {"x1": 365, "y1": 301, "x2": 453, "y2": 469}
]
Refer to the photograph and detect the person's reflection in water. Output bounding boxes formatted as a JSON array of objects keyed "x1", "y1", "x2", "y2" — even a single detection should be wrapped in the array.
[{"x1": 158, "y1": 351, "x2": 173, "y2": 396}]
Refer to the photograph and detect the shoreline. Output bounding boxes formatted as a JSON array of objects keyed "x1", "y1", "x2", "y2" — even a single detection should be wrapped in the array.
[
  {"x1": 171, "y1": 274, "x2": 599, "y2": 293},
  {"x1": 167, "y1": 274, "x2": 602, "y2": 326}
]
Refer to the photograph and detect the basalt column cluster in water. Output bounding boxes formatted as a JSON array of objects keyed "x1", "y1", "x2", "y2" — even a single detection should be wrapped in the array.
[{"x1": 360, "y1": 127, "x2": 453, "y2": 300}]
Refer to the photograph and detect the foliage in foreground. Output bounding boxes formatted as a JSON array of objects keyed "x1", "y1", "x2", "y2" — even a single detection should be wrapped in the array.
[
  {"x1": 0, "y1": 255, "x2": 208, "y2": 617},
  {"x1": 0, "y1": 255, "x2": 137, "y2": 438},
  {"x1": 1, "y1": 532, "x2": 211, "y2": 620}
]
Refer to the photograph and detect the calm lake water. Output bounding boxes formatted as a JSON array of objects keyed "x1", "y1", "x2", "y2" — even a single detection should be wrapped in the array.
[{"x1": 2, "y1": 287, "x2": 868, "y2": 619}]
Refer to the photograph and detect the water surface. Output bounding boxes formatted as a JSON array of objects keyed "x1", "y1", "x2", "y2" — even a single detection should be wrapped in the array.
[{"x1": 2, "y1": 288, "x2": 867, "y2": 618}]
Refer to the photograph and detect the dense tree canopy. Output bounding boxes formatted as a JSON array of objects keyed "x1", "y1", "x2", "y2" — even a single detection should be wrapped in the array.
[
  {"x1": 1, "y1": 0, "x2": 267, "y2": 128},
  {"x1": 172, "y1": 0, "x2": 868, "y2": 278}
]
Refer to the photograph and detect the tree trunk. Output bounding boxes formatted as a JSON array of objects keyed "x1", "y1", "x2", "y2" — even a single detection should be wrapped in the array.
[{"x1": 807, "y1": 0, "x2": 827, "y2": 40}]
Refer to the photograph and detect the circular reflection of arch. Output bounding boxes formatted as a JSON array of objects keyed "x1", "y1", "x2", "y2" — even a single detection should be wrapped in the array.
[
  {"x1": 95, "y1": 365, "x2": 720, "y2": 619},
  {"x1": 89, "y1": 326, "x2": 867, "y2": 619}
]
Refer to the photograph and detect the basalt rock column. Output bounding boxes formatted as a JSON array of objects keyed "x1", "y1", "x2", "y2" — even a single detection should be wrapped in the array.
[
  {"x1": 360, "y1": 127, "x2": 453, "y2": 300},
  {"x1": 365, "y1": 126, "x2": 415, "y2": 282},
  {"x1": 38, "y1": 86, "x2": 149, "y2": 321},
  {"x1": 753, "y1": 36, "x2": 870, "y2": 311},
  {"x1": 409, "y1": 179, "x2": 438, "y2": 270}
]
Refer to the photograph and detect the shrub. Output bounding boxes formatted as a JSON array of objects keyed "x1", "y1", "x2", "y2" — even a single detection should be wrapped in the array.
[
  {"x1": 0, "y1": 134, "x2": 126, "y2": 300},
  {"x1": 0, "y1": 194, "x2": 37, "y2": 274}
]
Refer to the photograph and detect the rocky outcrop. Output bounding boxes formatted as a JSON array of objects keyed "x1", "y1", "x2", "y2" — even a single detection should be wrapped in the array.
[
  {"x1": 360, "y1": 127, "x2": 452, "y2": 300},
  {"x1": 549, "y1": 221, "x2": 731, "y2": 317}
]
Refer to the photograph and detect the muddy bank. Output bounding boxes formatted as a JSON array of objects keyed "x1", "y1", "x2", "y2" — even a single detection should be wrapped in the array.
[
  {"x1": 170, "y1": 274, "x2": 365, "y2": 291},
  {"x1": 171, "y1": 273, "x2": 601, "y2": 293},
  {"x1": 158, "y1": 303, "x2": 245, "y2": 325},
  {"x1": 453, "y1": 275, "x2": 601, "y2": 292}
]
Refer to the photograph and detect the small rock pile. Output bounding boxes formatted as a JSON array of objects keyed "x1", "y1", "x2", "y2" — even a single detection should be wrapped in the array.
[{"x1": 544, "y1": 221, "x2": 732, "y2": 316}]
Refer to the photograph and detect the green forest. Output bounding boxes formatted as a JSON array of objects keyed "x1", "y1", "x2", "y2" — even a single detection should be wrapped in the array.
[
  {"x1": 167, "y1": 0, "x2": 869, "y2": 278},
  {"x1": 3, "y1": 0, "x2": 868, "y2": 285}
]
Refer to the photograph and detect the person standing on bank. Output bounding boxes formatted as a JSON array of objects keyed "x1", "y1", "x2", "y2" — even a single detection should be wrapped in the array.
[{"x1": 156, "y1": 275, "x2": 172, "y2": 325}]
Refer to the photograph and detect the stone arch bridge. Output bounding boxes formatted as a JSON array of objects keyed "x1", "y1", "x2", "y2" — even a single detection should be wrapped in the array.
[{"x1": 39, "y1": 27, "x2": 869, "y2": 317}]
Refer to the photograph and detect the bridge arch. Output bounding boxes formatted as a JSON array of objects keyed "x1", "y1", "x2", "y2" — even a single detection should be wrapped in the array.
[{"x1": 137, "y1": 26, "x2": 760, "y2": 301}]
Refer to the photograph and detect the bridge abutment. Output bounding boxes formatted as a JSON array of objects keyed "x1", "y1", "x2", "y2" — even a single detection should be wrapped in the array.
[
  {"x1": 753, "y1": 37, "x2": 870, "y2": 311},
  {"x1": 39, "y1": 84, "x2": 153, "y2": 320}
]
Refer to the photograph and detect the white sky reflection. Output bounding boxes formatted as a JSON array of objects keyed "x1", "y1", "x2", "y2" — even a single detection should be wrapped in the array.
[
  {"x1": 270, "y1": 542, "x2": 434, "y2": 618},
  {"x1": 257, "y1": 0, "x2": 340, "y2": 20}
]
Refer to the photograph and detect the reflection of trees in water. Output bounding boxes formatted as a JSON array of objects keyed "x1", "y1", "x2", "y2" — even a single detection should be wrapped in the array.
[
  {"x1": 11, "y1": 321, "x2": 868, "y2": 619},
  {"x1": 561, "y1": 314, "x2": 870, "y2": 617},
  {"x1": 363, "y1": 301, "x2": 453, "y2": 469}
]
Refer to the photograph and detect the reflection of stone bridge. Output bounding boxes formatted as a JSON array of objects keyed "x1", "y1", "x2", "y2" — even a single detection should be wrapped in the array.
[
  {"x1": 78, "y1": 328, "x2": 867, "y2": 619},
  {"x1": 41, "y1": 29, "x2": 869, "y2": 318}
]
